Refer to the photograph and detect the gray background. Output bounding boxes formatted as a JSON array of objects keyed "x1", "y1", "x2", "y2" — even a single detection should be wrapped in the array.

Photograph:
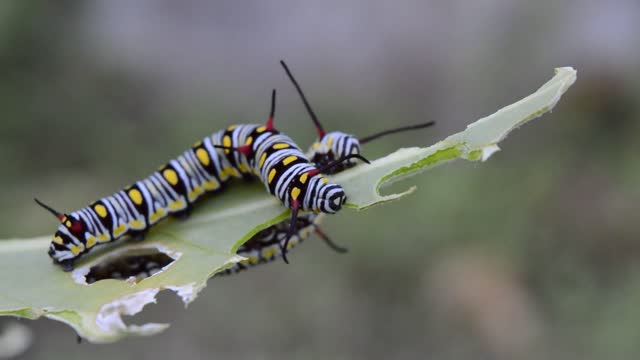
[{"x1": 1, "y1": 1, "x2": 639, "y2": 359}]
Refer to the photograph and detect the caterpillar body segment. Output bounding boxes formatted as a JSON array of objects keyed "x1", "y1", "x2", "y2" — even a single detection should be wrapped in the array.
[
  {"x1": 39, "y1": 124, "x2": 264, "y2": 270},
  {"x1": 250, "y1": 130, "x2": 346, "y2": 214},
  {"x1": 308, "y1": 131, "x2": 361, "y2": 174},
  {"x1": 218, "y1": 213, "x2": 323, "y2": 275}
]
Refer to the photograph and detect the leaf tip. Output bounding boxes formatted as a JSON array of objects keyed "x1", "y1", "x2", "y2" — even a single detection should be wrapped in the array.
[
  {"x1": 167, "y1": 283, "x2": 201, "y2": 305},
  {"x1": 481, "y1": 144, "x2": 501, "y2": 161}
]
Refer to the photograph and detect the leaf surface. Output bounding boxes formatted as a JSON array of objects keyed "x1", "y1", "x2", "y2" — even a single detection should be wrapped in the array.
[{"x1": 0, "y1": 67, "x2": 576, "y2": 342}]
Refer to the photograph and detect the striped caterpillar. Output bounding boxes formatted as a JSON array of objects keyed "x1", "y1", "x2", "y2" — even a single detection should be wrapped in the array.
[
  {"x1": 36, "y1": 90, "x2": 368, "y2": 271},
  {"x1": 220, "y1": 61, "x2": 435, "y2": 274}
]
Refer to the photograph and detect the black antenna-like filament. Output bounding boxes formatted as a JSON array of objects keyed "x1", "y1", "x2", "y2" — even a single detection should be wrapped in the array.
[
  {"x1": 280, "y1": 60, "x2": 326, "y2": 138},
  {"x1": 315, "y1": 228, "x2": 348, "y2": 253},
  {"x1": 34, "y1": 198, "x2": 65, "y2": 221},
  {"x1": 212, "y1": 144, "x2": 252, "y2": 156},
  {"x1": 266, "y1": 89, "x2": 276, "y2": 130},
  {"x1": 359, "y1": 121, "x2": 435, "y2": 144},
  {"x1": 307, "y1": 154, "x2": 370, "y2": 177}
]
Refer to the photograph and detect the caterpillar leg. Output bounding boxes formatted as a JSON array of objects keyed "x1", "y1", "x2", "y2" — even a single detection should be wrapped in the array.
[
  {"x1": 306, "y1": 153, "x2": 370, "y2": 177},
  {"x1": 129, "y1": 230, "x2": 147, "y2": 242},
  {"x1": 314, "y1": 227, "x2": 348, "y2": 253},
  {"x1": 280, "y1": 200, "x2": 300, "y2": 264},
  {"x1": 60, "y1": 259, "x2": 75, "y2": 272},
  {"x1": 171, "y1": 208, "x2": 192, "y2": 220}
]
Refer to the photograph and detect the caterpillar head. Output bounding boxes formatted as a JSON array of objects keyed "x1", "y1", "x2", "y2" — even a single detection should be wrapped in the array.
[
  {"x1": 321, "y1": 185, "x2": 346, "y2": 213},
  {"x1": 303, "y1": 176, "x2": 346, "y2": 214},
  {"x1": 35, "y1": 199, "x2": 86, "y2": 271},
  {"x1": 308, "y1": 131, "x2": 361, "y2": 174}
]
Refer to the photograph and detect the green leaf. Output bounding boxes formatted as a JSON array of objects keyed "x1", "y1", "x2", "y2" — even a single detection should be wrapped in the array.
[{"x1": 0, "y1": 67, "x2": 576, "y2": 343}]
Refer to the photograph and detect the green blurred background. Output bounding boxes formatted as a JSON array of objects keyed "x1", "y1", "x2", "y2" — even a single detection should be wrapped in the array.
[{"x1": 1, "y1": 1, "x2": 639, "y2": 359}]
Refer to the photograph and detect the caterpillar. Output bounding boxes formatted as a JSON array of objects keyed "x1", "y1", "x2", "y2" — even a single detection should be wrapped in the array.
[
  {"x1": 219, "y1": 61, "x2": 435, "y2": 274},
  {"x1": 37, "y1": 89, "x2": 368, "y2": 271},
  {"x1": 218, "y1": 214, "x2": 323, "y2": 275}
]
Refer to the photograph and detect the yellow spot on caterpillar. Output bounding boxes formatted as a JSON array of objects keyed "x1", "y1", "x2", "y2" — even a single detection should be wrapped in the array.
[
  {"x1": 218, "y1": 171, "x2": 228, "y2": 181},
  {"x1": 321, "y1": 177, "x2": 329, "y2": 184},
  {"x1": 163, "y1": 169, "x2": 179, "y2": 186},
  {"x1": 222, "y1": 166, "x2": 240, "y2": 177},
  {"x1": 196, "y1": 148, "x2": 210, "y2": 166},
  {"x1": 53, "y1": 236, "x2": 64, "y2": 245},
  {"x1": 70, "y1": 244, "x2": 84, "y2": 256},
  {"x1": 238, "y1": 163, "x2": 249, "y2": 172},
  {"x1": 273, "y1": 143, "x2": 289, "y2": 150},
  {"x1": 291, "y1": 187, "x2": 301, "y2": 200},
  {"x1": 203, "y1": 179, "x2": 220, "y2": 190},
  {"x1": 245, "y1": 136, "x2": 253, "y2": 145},
  {"x1": 149, "y1": 208, "x2": 166, "y2": 223},
  {"x1": 169, "y1": 199, "x2": 186, "y2": 211},
  {"x1": 287, "y1": 238, "x2": 299, "y2": 249},
  {"x1": 65, "y1": 221, "x2": 72, "y2": 228},
  {"x1": 224, "y1": 166, "x2": 240, "y2": 177},
  {"x1": 128, "y1": 189, "x2": 143, "y2": 205},
  {"x1": 283, "y1": 155, "x2": 297, "y2": 165},
  {"x1": 259, "y1": 153, "x2": 267, "y2": 167},
  {"x1": 189, "y1": 187, "x2": 205, "y2": 201},
  {"x1": 61, "y1": 216, "x2": 68, "y2": 223},
  {"x1": 113, "y1": 223, "x2": 127, "y2": 237},
  {"x1": 300, "y1": 172, "x2": 309, "y2": 184},
  {"x1": 227, "y1": 125, "x2": 237, "y2": 131},
  {"x1": 248, "y1": 255, "x2": 259, "y2": 264},
  {"x1": 326, "y1": 136, "x2": 334, "y2": 148},
  {"x1": 98, "y1": 233, "x2": 109, "y2": 242},
  {"x1": 129, "y1": 219, "x2": 144, "y2": 229},
  {"x1": 268, "y1": 169, "x2": 277, "y2": 184},
  {"x1": 256, "y1": 126, "x2": 266, "y2": 133},
  {"x1": 222, "y1": 135, "x2": 232, "y2": 154},
  {"x1": 262, "y1": 247, "x2": 277, "y2": 259},
  {"x1": 312, "y1": 142, "x2": 320, "y2": 149},
  {"x1": 86, "y1": 236, "x2": 96, "y2": 248}
]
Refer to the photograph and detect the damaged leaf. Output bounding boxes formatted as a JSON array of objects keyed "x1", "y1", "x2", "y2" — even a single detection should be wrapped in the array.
[{"x1": 0, "y1": 67, "x2": 576, "y2": 342}]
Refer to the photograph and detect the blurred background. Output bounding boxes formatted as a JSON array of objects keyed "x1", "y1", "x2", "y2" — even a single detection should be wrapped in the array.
[{"x1": 1, "y1": 0, "x2": 639, "y2": 359}]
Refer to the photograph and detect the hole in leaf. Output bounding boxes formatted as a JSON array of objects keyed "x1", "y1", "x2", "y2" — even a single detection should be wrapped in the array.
[{"x1": 85, "y1": 248, "x2": 176, "y2": 284}]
